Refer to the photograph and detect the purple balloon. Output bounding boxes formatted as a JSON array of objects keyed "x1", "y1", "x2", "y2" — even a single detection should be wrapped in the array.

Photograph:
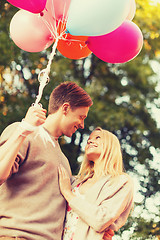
[
  {"x1": 87, "y1": 20, "x2": 143, "y2": 64},
  {"x1": 7, "y1": 0, "x2": 47, "y2": 13}
]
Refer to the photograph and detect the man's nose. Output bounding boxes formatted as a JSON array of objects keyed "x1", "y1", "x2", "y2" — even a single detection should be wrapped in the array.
[{"x1": 79, "y1": 120, "x2": 84, "y2": 129}]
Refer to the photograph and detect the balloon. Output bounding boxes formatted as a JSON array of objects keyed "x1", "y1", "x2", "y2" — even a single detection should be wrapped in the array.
[
  {"x1": 10, "y1": 10, "x2": 54, "y2": 52},
  {"x1": 57, "y1": 34, "x2": 92, "y2": 59},
  {"x1": 66, "y1": 0, "x2": 131, "y2": 36},
  {"x1": 87, "y1": 20, "x2": 143, "y2": 63},
  {"x1": 7, "y1": 0, "x2": 47, "y2": 14},
  {"x1": 126, "y1": 0, "x2": 136, "y2": 20},
  {"x1": 45, "y1": 0, "x2": 71, "y2": 21},
  {"x1": 41, "y1": 0, "x2": 71, "y2": 41},
  {"x1": 41, "y1": 10, "x2": 67, "y2": 40}
]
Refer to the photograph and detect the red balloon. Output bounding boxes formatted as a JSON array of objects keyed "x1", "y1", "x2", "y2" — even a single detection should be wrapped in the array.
[
  {"x1": 87, "y1": 20, "x2": 143, "y2": 63},
  {"x1": 7, "y1": 0, "x2": 47, "y2": 13},
  {"x1": 57, "y1": 28, "x2": 92, "y2": 59}
]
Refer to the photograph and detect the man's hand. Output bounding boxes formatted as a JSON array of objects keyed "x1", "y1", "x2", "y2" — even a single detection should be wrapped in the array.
[
  {"x1": 24, "y1": 106, "x2": 47, "y2": 126},
  {"x1": 103, "y1": 229, "x2": 114, "y2": 240}
]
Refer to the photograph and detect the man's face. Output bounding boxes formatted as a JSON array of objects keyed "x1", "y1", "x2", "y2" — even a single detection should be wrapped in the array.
[{"x1": 62, "y1": 106, "x2": 89, "y2": 137}]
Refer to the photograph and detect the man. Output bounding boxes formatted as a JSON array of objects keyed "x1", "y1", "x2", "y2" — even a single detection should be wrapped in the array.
[{"x1": 0, "y1": 81, "x2": 114, "y2": 240}]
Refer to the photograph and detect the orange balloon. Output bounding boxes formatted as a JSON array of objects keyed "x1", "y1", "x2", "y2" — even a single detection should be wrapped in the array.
[{"x1": 57, "y1": 33, "x2": 92, "y2": 59}]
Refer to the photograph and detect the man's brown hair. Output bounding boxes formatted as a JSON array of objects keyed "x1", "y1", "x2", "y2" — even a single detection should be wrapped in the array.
[{"x1": 48, "y1": 81, "x2": 93, "y2": 114}]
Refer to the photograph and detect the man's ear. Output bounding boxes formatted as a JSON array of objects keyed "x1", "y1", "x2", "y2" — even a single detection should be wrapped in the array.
[{"x1": 62, "y1": 102, "x2": 71, "y2": 115}]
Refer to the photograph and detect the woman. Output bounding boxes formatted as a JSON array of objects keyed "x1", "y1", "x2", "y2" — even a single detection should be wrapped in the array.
[{"x1": 58, "y1": 127, "x2": 134, "y2": 240}]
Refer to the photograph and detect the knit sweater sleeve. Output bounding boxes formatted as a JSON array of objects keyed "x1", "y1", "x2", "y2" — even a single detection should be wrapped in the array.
[
  {"x1": 0, "y1": 122, "x2": 29, "y2": 177},
  {"x1": 69, "y1": 175, "x2": 134, "y2": 233}
]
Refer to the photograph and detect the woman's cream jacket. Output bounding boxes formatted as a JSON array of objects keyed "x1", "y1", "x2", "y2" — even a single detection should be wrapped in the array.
[{"x1": 69, "y1": 174, "x2": 134, "y2": 240}]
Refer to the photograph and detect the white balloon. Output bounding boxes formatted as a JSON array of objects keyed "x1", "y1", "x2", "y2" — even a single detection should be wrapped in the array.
[
  {"x1": 66, "y1": 0, "x2": 131, "y2": 36},
  {"x1": 126, "y1": 0, "x2": 136, "y2": 20}
]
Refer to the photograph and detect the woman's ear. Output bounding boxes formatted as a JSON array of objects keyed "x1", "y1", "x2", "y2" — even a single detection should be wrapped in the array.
[{"x1": 62, "y1": 102, "x2": 71, "y2": 115}]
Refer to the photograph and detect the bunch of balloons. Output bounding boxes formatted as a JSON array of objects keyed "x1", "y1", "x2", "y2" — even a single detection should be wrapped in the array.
[{"x1": 8, "y1": 0, "x2": 143, "y2": 64}]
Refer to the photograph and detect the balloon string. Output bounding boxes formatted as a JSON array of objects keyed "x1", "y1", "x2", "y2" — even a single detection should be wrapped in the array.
[
  {"x1": 46, "y1": 37, "x2": 59, "y2": 73},
  {"x1": 34, "y1": 0, "x2": 72, "y2": 106},
  {"x1": 41, "y1": 16, "x2": 57, "y2": 39},
  {"x1": 61, "y1": 1, "x2": 68, "y2": 21},
  {"x1": 40, "y1": 11, "x2": 57, "y2": 39},
  {"x1": 61, "y1": 36, "x2": 87, "y2": 45},
  {"x1": 34, "y1": 37, "x2": 59, "y2": 105},
  {"x1": 34, "y1": 75, "x2": 47, "y2": 106},
  {"x1": 50, "y1": 0, "x2": 56, "y2": 20}
]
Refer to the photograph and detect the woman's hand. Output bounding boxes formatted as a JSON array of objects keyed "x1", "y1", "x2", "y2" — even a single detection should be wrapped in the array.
[
  {"x1": 58, "y1": 165, "x2": 74, "y2": 202},
  {"x1": 103, "y1": 229, "x2": 114, "y2": 240}
]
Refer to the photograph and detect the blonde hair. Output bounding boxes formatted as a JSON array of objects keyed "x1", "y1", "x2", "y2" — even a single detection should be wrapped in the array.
[{"x1": 78, "y1": 127, "x2": 125, "y2": 181}]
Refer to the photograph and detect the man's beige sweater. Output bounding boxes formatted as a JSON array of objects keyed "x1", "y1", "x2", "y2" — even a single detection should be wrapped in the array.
[{"x1": 0, "y1": 123, "x2": 71, "y2": 240}]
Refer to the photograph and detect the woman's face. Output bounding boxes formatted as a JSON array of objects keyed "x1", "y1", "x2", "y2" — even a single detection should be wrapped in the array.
[{"x1": 85, "y1": 130, "x2": 103, "y2": 162}]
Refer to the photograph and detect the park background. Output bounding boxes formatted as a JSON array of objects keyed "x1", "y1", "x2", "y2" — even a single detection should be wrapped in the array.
[{"x1": 0, "y1": 0, "x2": 160, "y2": 239}]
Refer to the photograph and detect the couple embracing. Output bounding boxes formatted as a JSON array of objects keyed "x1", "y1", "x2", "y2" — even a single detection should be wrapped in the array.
[{"x1": 0, "y1": 81, "x2": 134, "y2": 240}]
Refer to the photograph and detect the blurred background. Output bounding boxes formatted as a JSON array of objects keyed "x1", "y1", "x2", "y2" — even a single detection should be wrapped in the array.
[{"x1": 0, "y1": 0, "x2": 160, "y2": 239}]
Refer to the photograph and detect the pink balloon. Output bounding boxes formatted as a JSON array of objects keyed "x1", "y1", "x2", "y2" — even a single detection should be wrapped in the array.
[
  {"x1": 87, "y1": 20, "x2": 143, "y2": 64},
  {"x1": 7, "y1": 0, "x2": 47, "y2": 13},
  {"x1": 45, "y1": 0, "x2": 71, "y2": 21},
  {"x1": 10, "y1": 10, "x2": 54, "y2": 52},
  {"x1": 126, "y1": 0, "x2": 136, "y2": 20}
]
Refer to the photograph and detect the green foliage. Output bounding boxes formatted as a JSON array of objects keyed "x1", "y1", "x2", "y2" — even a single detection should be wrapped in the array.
[{"x1": 115, "y1": 215, "x2": 160, "y2": 239}]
